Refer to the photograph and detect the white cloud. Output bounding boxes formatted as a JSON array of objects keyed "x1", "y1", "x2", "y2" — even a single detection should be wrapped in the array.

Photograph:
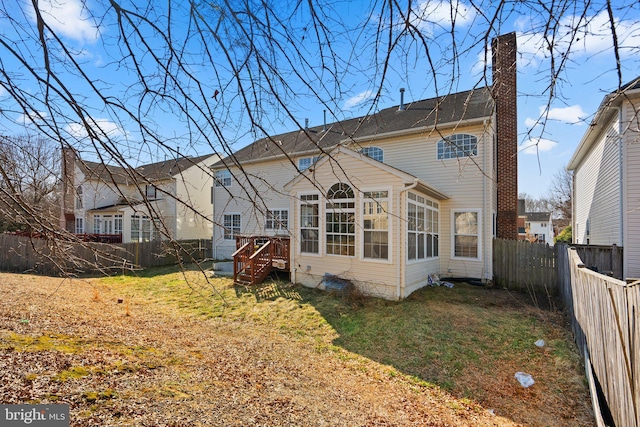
[
  {"x1": 343, "y1": 90, "x2": 373, "y2": 110},
  {"x1": 17, "y1": 111, "x2": 48, "y2": 126},
  {"x1": 517, "y1": 10, "x2": 640, "y2": 66},
  {"x1": 545, "y1": 105, "x2": 589, "y2": 124},
  {"x1": 525, "y1": 105, "x2": 589, "y2": 130},
  {"x1": 411, "y1": 0, "x2": 476, "y2": 33},
  {"x1": 30, "y1": 0, "x2": 100, "y2": 43},
  {"x1": 520, "y1": 138, "x2": 558, "y2": 155},
  {"x1": 66, "y1": 118, "x2": 125, "y2": 140}
]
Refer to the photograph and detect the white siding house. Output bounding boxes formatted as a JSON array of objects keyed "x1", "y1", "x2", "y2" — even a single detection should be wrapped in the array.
[
  {"x1": 61, "y1": 149, "x2": 219, "y2": 244},
  {"x1": 211, "y1": 33, "x2": 519, "y2": 299},
  {"x1": 568, "y1": 77, "x2": 640, "y2": 279}
]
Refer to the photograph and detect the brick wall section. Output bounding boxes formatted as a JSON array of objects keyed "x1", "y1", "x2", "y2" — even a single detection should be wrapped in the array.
[{"x1": 492, "y1": 32, "x2": 518, "y2": 240}]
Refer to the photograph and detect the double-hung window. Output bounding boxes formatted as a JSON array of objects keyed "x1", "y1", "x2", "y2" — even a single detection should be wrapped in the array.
[
  {"x1": 75, "y1": 185, "x2": 83, "y2": 209},
  {"x1": 363, "y1": 191, "x2": 389, "y2": 260},
  {"x1": 326, "y1": 183, "x2": 355, "y2": 256},
  {"x1": 223, "y1": 214, "x2": 241, "y2": 240},
  {"x1": 93, "y1": 215, "x2": 102, "y2": 234},
  {"x1": 298, "y1": 156, "x2": 319, "y2": 171},
  {"x1": 75, "y1": 218, "x2": 84, "y2": 234},
  {"x1": 300, "y1": 195, "x2": 319, "y2": 253},
  {"x1": 453, "y1": 211, "x2": 479, "y2": 259},
  {"x1": 266, "y1": 209, "x2": 288, "y2": 233},
  {"x1": 215, "y1": 170, "x2": 231, "y2": 187}
]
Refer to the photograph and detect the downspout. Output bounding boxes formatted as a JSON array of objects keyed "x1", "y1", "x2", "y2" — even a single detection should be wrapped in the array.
[
  {"x1": 398, "y1": 178, "x2": 419, "y2": 300},
  {"x1": 211, "y1": 181, "x2": 216, "y2": 260},
  {"x1": 616, "y1": 106, "x2": 624, "y2": 249},
  {"x1": 482, "y1": 120, "x2": 489, "y2": 281},
  {"x1": 290, "y1": 192, "x2": 296, "y2": 285}
]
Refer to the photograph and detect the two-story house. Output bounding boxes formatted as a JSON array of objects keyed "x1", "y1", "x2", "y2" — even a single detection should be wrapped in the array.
[
  {"x1": 517, "y1": 199, "x2": 554, "y2": 245},
  {"x1": 61, "y1": 148, "x2": 219, "y2": 244},
  {"x1": 568, "y1": 77, "x2": 640, "y2": 279},
  {"x1": 211, "y1": 33, "x2": 519, "y2": 299}
]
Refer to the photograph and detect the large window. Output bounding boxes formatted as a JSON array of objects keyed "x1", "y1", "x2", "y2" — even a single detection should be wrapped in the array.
[
  {"x1": 300, "y1": 194, "x2": 319, "y2": 253},
  {"x1": 114, "y1": 215, "x2": 123, "y2": 235},
  {"x1": 93, "y1": 215, "x2": 102, "y2": 234},
  {"x1": 326, "y1": 183, "x2": 355, "y2": 256},
  {"x1": 359, "y1": 147, "x2": 384, "y2": 162},
  {"x1": 75, "y1": 218, "x2": 84, "y2": 234},
  {"x1": 215, "y1": 170, "x2": 231, "y2": 187},
  {"x1": 266, "y1": 209, "x2": 288, "y2": 232},
  {"x1": 298, "y1": 156, "x2": 319, "y2": 171},
  {"x1": 131, "y1": 215, "x2": 159, "y2": 242},
  {"x1": 437, "y1": 134, "x2": 478, "y2": 160},
  {"x1": 453, "y1": 211, "x2": 479, "y2": 259},
  {"x1": 145, "y1": 184, "x2": 160, "y2": 199},
  {"x1": 363, "y1": 191, "x2": 388, "y2": 260},
  {"x1": 223, "y1": 213, "x2": 241, "y2": 240},
  {"x1": 407, "y1": 192, "x2": 439, "y2": 260}
]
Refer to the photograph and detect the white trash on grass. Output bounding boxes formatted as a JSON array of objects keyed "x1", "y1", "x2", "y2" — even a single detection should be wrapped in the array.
[
  {"x1": 515, "y1": 372, "x2": 535, "y2": 388},
  {"x1": 534, "y1": 339, "x2": 545, "y2": 347}
]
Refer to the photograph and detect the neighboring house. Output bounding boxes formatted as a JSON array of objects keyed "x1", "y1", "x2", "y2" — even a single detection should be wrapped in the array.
[
  {"x1": 567, "y1": 76, "x2": 640, "y2": 279},
  {"x1": 517, "y1": 199, "x2": 554, "y2": 245},
  {"x1": 61, "y1": 148, "x2": 219, "y2": 243},
  {"x1": 211, "y1": 33, "x2": 519, "y2": 299}
]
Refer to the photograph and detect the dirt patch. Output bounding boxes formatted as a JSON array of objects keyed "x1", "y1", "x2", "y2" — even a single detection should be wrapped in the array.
[{"x1": 0, "y1": 272, "x2": 593, "y2": 426}]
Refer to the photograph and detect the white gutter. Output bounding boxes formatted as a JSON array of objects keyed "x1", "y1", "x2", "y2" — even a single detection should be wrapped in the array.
[
  {"x1": 615, "y1": 106, "x2": 624, "y2": 249},
  {"x1": 482, "y1": 121, "x2": 488, "y2": 281},
  {"x1": 398, "y1": 179, "x2": 419, "y2": 300}
]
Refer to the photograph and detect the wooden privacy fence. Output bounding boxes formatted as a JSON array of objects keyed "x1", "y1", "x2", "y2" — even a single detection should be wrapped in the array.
[
  {"x1": 563, "y1": 247, "x2": 640, "y2": 427},
  {"x1": 493, "y1": 239, "x2": 558, "y2": 294},
  {"x1": 0, "y1": 234, "x2": 212, "y2": 275}
]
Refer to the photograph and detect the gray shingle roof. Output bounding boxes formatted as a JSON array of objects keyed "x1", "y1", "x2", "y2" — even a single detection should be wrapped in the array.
[
  {"x1": 213, "y1": 87, "x2": 494, "y2": 167},
  {"x1": 80, "y1": 154, "x2": 214, "y2": 184}
]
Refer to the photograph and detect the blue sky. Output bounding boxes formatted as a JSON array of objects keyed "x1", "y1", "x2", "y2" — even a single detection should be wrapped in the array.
[{"x1": 1, "y1": 0, "x2": 639, "y2": 199}]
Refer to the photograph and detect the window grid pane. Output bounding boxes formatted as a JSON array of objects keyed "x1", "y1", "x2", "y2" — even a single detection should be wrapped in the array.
[
  {"x1": 326, "y1": 183, "x2": 355, "y2": 256},
  {"x1": 300, "y1": 197, "x2": 319, "y2": 253},
  {"x1": 454, "y1": 212, "x2": 478, "y2": 258},
  {"x1": 363, "y1": 197, "x2": 388, "y2": 260},
  {"x1": 407, "y1": 191, "x2": 439, "y2": 260},
  {"x1": 437, "y1": 134, "x2": 478, "y2": 160}
]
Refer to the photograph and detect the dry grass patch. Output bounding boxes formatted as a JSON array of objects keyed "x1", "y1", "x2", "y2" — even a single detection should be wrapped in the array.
[{"x1": 0, "y1": 267, "x2": 593, "y2": 426}]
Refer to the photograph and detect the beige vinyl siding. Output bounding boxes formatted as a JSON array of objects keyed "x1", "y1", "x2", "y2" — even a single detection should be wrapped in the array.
[
  {"x1": 364, "y1": 123, "x2": 491, "y2": 279},
  {"x1": 212, "y1": 158, "x2": 300, "y2": 259},
  {"x1": 624, "y1": 99, "x2": 640, "y2": 277},
  {"x1": 174, "y1": 156, "x2": 216, "y2": 240},
  {"x1": 291, "y1": 152, "x2": 405, "y2": 300},
  {"x1": 573, "y1": 118, "x2": 622, "y2": 245}
]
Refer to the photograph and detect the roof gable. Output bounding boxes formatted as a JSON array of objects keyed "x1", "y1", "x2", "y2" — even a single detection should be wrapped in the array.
[
  {"x1": 284, "y1": 145, "x2": 449, "y2": 200},
  {"x1": 79, "y1": 153, "x2": 216, "y2": 184}
]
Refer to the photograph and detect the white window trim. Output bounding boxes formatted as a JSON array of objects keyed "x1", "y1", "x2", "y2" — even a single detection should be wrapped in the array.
[
  {"x1": 298, "y1": 156, "x2": 319, "y2": 171},
  {"x1": 406, "y1": 192, "x2": 440, "y2": 264},
  {"x1": 265, "y1": 208, "x2": 289, "y2": 234},
  {"x1": 222, "y1": 212, "x2": 241, "y2": 240},
  {"x1": 215, "y1": 170, "x2": 232, "y2": 187},
  {"x1": 451, "y1": 209, "x2": 482, "y2": 261},
  {"x1": 359, "y1": 188, "x2": 392, "y2": 264},
  {"x1": 437, "y1": 133, "x2": 479, "y2": 160},
  {"x1": 297, "y1": 192, "x2": 322, "y2": 257},
  {"x1": 358, "y1": 146, "x2": 384, "y2": 162},
  {"x1": 325, "y1": 183, "x2": 356, "y2": 258}
]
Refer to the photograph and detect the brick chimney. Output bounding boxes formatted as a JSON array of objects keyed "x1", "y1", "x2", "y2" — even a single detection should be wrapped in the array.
[
  {"x1": 60, "y1": 146, "x2": 76, "y2": 232},
  {"x1": 492, "y1": 32, "x2": 518, "y2": 240}
]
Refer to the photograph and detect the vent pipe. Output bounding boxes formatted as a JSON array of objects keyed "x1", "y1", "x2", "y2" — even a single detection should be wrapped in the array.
[
  {"x1": 305, "y1": 118, "x2": 309, "y2": 129},
  {"x1": 398, "y1": 88, "x2": 406, "y2": 111},
  {"x1": 323, "y1": 110, "x2": 327, "y2": 131}
]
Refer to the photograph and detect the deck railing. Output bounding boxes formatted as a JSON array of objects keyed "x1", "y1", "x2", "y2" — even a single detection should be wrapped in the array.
[{"x1": 233, "y1": 236, "x2": 290, "y2": 285}]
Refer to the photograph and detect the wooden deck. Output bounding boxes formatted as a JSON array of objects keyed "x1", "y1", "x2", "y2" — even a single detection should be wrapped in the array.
[{"x1": 233, "y1": 236, "x2": 290, "y2": 286}]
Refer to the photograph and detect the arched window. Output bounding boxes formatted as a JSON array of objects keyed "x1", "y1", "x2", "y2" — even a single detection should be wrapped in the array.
[
  {"x1": 437, "y1": 134, "x2": 478, "y2": 160},
  {"x1": 359, "y1": 146, "x2": 384, "y2": 162},
  {"x1": 326, "y1": 183, "x2": 355, "y2": 256}
]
